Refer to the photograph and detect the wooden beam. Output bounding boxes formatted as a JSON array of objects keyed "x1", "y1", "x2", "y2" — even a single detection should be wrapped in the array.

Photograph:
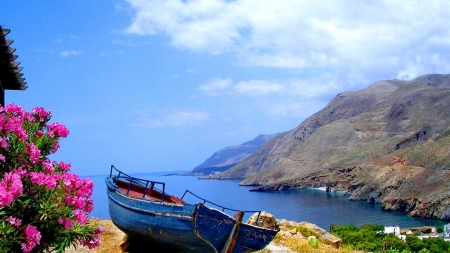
[{"x1": 221, "y1": 210, "x2": 245, "y2": 253}]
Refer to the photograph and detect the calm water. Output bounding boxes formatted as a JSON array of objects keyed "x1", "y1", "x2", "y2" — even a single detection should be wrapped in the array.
[{"x1": 87, "y1": 172, "x2": 447, "y2": 231}]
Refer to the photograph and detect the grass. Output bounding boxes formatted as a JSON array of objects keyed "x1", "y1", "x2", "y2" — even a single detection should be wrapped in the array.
[{"x1": 265, "y1": 232, "x2": 361, "y2": 253}]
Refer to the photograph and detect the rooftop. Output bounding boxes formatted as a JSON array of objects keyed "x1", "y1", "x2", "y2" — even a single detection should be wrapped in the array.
[{"x1": 0, "y1": 25, "x2": 27, "y2": 105}]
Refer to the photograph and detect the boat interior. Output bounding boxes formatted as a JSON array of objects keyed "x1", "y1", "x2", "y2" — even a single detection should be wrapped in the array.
[
  {"x1": 114, "y1": 178, "x2": 186, "y2": 204},
  {"x1": 109, "y1": 165, "x2": 186, "y2": 204}
]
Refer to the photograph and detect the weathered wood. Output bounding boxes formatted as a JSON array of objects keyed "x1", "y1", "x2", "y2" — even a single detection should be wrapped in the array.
[{"x1": 222, "y1": 211, "x2": 244, "y2": 253}]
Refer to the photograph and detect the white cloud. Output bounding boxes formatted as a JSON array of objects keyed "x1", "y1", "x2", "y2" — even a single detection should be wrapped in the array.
[
  {"x1": 199, "y1": 78, "x2": 233, "y2": 96},
  {"x1": 60, "y1": 50, "x2": 83, "y2": 58},
  {"x1": 234, "y1": 80, "x2": 284, "y2": 95},
  {"x1": 132, "y1": 109, "x2": 210, "y2": 127},
  {"x1": 199, "y1": 77, "x2": 340, "y2": 99},
  {"x1": 125, "y1": 0, "x2": 450, "y2": 82},
  {"x1": 198, "y1": 76, "x2": 341, "y2": 117}
]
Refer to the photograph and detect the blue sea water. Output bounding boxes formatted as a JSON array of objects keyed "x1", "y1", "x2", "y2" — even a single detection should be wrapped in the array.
[{"x1": 86, "y1": 172, "x2": 447, "y2": 230}]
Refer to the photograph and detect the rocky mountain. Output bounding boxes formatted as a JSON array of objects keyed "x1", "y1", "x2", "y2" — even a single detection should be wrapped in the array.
[
  {"x1": 186, "y1": 134, "x2": 279, "y2": 176},
  {"x1": 212, "y1": 73, "x2": 450, "y2": 220}
]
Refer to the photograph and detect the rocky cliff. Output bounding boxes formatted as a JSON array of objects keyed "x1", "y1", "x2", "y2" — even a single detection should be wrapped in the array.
[{"x1": 212, "y1": 74, "x2": 450, "y2": 220}]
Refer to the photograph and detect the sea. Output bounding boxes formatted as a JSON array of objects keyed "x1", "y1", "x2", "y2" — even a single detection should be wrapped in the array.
[{"x1": 86, "y1": 171, "x2": 448, "y2": 231}]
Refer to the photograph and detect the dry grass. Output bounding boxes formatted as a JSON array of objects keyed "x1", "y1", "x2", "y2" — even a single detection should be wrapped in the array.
[{"x1": 266, "y1": 233, "x2": 361, "y2": 253}]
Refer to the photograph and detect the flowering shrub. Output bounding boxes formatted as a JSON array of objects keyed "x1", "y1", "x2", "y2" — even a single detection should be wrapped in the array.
[{"x1": 0, "y1": 104, "x2": 102, "y2": 252}]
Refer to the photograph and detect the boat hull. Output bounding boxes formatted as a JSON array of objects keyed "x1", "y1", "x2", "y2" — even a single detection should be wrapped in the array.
[
  {"x1": 106, "y1": 177, "x2": 217, "y2": 252},
  {"x1": 194, "y1": 204, "x2": 278, "y2": 253}
]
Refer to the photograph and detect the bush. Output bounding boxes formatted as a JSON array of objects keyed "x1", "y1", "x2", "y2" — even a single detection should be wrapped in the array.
[
  {"x1": 332, "y1": 224, "x2": 450, "y2": 253},
  {"x1": 0, "y1": 104, "x2": 102, "y2": 252}
]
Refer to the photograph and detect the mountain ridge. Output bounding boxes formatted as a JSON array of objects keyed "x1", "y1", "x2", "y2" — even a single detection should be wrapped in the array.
[
  {"x1": 186, "y1": 133, "x2": 279, "y2": 176},
  {"x1": 210, "y1": 73, "x2": 450, "y2": 220}
]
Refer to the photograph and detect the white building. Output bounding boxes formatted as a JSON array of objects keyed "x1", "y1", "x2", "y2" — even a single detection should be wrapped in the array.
[
  {"x1": 444, "y1": 224, "x2": 450, "y2": 238},
  {"x1": 385, "y1": 226, "x2": 400, "y2": 235},
  {"x1": 384, "y1": 226, "x2": 406, "y2": 241}
]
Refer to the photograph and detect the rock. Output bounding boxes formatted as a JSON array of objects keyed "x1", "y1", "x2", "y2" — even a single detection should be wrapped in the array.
[
  {"x1": 299, "y1": 221, "x2": 342, "y2": 249},
  {"x1": 289, "y1": 228, "x2": 297, "y2": 235},
  {"x1": 277, "y1": 219, "x2": 342, "y2": 249},
  {"x1": 279, "y1": 231, "x2": 292, "y2": 237},
  {"x1": 246, "y1": 211, "x2": 278, "y2": 229},
  {"x1": 119, "y1": 235, "x2": 130, "y2": 251}
]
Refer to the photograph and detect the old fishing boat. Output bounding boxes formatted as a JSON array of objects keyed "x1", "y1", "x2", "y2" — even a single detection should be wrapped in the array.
[{"x1": 106, "y1": 165, "x2": 278, "y2": 253}]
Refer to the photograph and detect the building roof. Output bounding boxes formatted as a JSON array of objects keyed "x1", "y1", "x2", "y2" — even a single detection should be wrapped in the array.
[{"x1": 0, "y1": 25, "x2": 27, "y2": 91}]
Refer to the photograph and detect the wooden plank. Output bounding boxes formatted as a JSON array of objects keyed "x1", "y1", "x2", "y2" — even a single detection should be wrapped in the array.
[{"x1": 221, "y1": 210, "x2": 245, "y2": 253}]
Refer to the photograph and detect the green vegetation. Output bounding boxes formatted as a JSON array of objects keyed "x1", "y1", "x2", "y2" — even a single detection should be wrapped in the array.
[
  {"x1": 331, "y1": 224, "x2": 450, "y2": 253},
  {"x1": 295, "y1": 225, "x2": 320, "y2": 238},
  {"x1": 433, "y1": 130, "x2": 450, "y2": 142}
]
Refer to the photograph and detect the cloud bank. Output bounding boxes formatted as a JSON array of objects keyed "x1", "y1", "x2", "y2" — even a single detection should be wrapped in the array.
[{"x1": 125, "y1": 0, "x2": 450, "y2": 81}]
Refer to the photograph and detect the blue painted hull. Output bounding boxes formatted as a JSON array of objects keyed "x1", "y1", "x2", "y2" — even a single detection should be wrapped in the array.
[
  {"x1": 194, "y1": 204, "x2": 278, "y2": 253},
  {"x1": 106, "y1": 177, "x2": 217, "y2": 252},
  {"x1": 105, "y1": 166, "x2": 278, "y2": 253}
]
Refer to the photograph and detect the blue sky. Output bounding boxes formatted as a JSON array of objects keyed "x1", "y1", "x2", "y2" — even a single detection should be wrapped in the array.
[{"x1": 2, "y1": 0, "x2": 450, "y2": 175}]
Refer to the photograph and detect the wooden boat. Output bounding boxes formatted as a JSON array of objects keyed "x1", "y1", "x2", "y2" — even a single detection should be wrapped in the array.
[{"x1": 106, "y1": 165, "x2": 278, "y2": 253}]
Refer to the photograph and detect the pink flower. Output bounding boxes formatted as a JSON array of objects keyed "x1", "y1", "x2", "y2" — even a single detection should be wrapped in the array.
[
  {"x1": 57, "y1": 161, "x2": 71, "y2": 173},
  {"x1": 73, "y1": 209, "x2": 88, "y2": 225},
  {"x1": 83, "y1": 199, "x2": 94, "y2": 213},
  {"x1": 8, "y1": 216, "x2": 22, "y2": 228},
  {"x1": 5, "y1": 104, "x2": 26, "y2": 118},
  {"x1": 0, "y1": 137, "x2": 7, "y2": 149},
  {"x1": 0, "y1": 185, "x2": 13, "y2": 207},
  {"x1": 21, "y1": 243, "x2": 32, "y2": 253},
  {"x1": 97, "y1": 226, "x2": 104, "y2": 234},
  {"x1": 21, "y1": 225, "x2": 41, "y2": 253},
  {"x1": 14, "y1": 127, "x2": 28, "y2": 141},
  {"x1": 26, "y1": 143, "x2": 41, "y2": 164},
  {"x1": 80, "y1": 226, "x2": 103, "y2": 249},
  {"x1": 58, "y1": 217, "x2": 74, "y2": 229},
  {"x1": 42, "y1": 160, "x2": 54, "y2": 172},
  {"x1": 80, "y1": 238, "x2": 101, "y2": 249},
  {"x1": 47, "y1": 122, "x2": 69, "y2": 138},
  {"x1": 0, "y1": 171, "x2": 23, "y2": 207},
  {"x1": 4, "y1": 117, "x2": 27, "y2": 141},
  {"x1": 31, "y1": 107, "x2": 50, "y2": 122},
  {"x1": 29, "y1": 172, "x2": 59, "y2": 190},
  {"x1": 52, "y1": 141, "x2": 60, "y2": 153}
]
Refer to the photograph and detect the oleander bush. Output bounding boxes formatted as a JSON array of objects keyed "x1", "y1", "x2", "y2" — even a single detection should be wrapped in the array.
[{"x1": 0, "y1": 104, "x2": 102, "y2": 252}]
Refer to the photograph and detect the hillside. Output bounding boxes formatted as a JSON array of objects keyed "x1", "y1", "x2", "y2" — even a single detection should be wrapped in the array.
[
  {"x1": 211, "y1": 74, "x2": 450, "y2": 220},
  {"x1": 186, "y1": 134, "x2": 279, "y2": 176}
]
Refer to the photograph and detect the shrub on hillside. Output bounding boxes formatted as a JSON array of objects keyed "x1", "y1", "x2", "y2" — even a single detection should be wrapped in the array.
[{"x1": 331, "y1": 224, "x2": 450, "y2": 253}]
